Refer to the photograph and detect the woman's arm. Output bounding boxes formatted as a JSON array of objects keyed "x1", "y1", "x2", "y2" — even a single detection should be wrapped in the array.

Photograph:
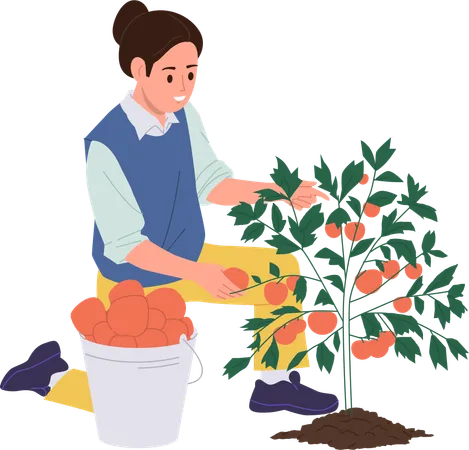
[
  {"x1": 185, "y1": 103, "x2": 329, "y2": 210},
  {"x1": 185, "y1": 103, "x2": 234, "y2": 205}
]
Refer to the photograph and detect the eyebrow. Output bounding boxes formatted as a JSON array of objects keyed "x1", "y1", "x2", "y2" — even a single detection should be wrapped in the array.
[{"x1": 162, "y1": 65, "x2": 197, "y2": 71}]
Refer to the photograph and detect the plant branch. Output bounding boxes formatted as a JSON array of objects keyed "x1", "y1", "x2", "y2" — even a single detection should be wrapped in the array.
[
  {"x1": 353, "y1": 297, "x2": 456, "y2": 339},
  {"x1": 352, "y1": 270, "x2": 402, "y2": 302},
  {"x1": 252, "y1": 312, "x2": 308, "y2": 356},
  {"x1": 230, "y1": 274, "x2": 319, "y2": 294}
]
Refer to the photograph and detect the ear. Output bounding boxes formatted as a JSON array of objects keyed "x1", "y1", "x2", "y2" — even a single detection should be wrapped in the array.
[{"x1": 130, "y1": 57, "x2": 147, "y2": 81}]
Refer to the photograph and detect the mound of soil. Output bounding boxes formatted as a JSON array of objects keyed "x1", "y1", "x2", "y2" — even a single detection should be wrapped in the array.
[{"x1": 271, "y1": 408, "x2": 433, "y2": 449}]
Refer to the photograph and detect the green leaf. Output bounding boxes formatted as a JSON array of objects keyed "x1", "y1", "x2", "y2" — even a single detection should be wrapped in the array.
[
  {"x1": 382, "y1": 313, "x2": 423, "y2": 338},
  {"x1": 300, "y1": 204, "x2": 325, "y2": 234},
  {"x1": 419, "y1": 229, "x2": 438, "y2": 269},
  {"x1": 271, "y1": 305, "x2": 301, "y2": 315},
  {"x1": 256, "y1": 188, "x2": 288, "y2": 202},
  {"x1": 424, "y1": 265, "x2": 458, "y2": 294},
  {"x1": 381, "y1": 209, "x2": 415, "y2": 237},
  {"x1": 432, "y1": 298, "x2": 452, "y2": 330},
  {"x1": 412, "y1": 295, "x2": 428, "y2": 317},
  {"x1": 399, "y1": 175, "x2": 428, "y2": 205},
  {"x1": 316, "y1": 342, "x2": 335, "y2": 373},
  {"x1": 442, "y1": 280, "x2": 467, "y2": 301},
  {"x1": 376, "y1": 171, "x2": 403, "y2": 182},
  {"x1": 447, "y1": 338, "x2": 468, "y2": 360},
  {"x1": 430, "y1": 335, "x2": 448, "y2": 370},
  {"x1": 270, "y1": 158, "x2": 302, "y2": 198},
  {"x1": 241, "y1": 222, "x2": 265, "y2": 242},
  {"x1": 358, "y1": 139, "x2": 374, "y2": 163},
  {"x1": 352, "y1": 235, "x2": 380, "y2": 256},
  {"x1": 293, "y1": 276, "x2": 307, "y2": 303},
  {"x1": 433, "y1": 281, "x2": 469, "y2": 329},
  {"x1": 241, "y1": 318, "x2": 275, "y2": 331},
  {"x1": 324, "y1": 327, "x2": 345, "y2": 354},
  {"x1": 288, "y1": 350, "x2": 308, "y2": 370},
  {"x1": 369, "y1": 256, "x2": 384, "y2": 272},
  {"x1": 285, "y1": 214, "x2": 308, "y2": 249},
  {"x1": 409, "y1": 203, "x2": 438, "y2": 222},
  {"x1": 359, "y1": 136, "x2": 397, "y2": 170},
  {"x1": 361, "y1": 313, "x2": 383, "y2": 339},
  {"x1": 252, "y1": 275, "x2": 261, "y2": 284},
  {"x1": 404, "y1": 275, "x2": 426, "y2": 297},
  {"x1": 326, "y1": 207, "x2": 351, "y2": 228},
  {"x1": 353, "y1": 236, "x2": 393, "y2": 270},
  {"x1": 340, "y1": 161, "x2": 364, "y2": 202},
  {"x1": 403, "y1": 276, "x2": 427, "y2": 317},
  {"x1": 268, "y1": 203, "x2": 285, "y2": 234},
  {"x1": 228, "y1": 202, "x2": 255, "y2": 225},
  {"x1": 269, "y1": 262, "x2": 280, "y2": 277},
  {"x1": 395, "y1": 337, "x2": 421, "y2": 363},
  {"x1": 347, "y1": 196, "x2": 362, "y2": 218},
  {"x1": 312, "y1": 286, "x2": 337, "y2": 311},
  {"x1": 376, "y1": 240, "x2": 393, "y2": 261},
  {"x1": 247, "y1": 333, "x2": 261, "y2": 351},
  {"x1": 324, "y1": 275, "x2": 344, "y2": 292},
  {"x1": 289, "y1": 204, "x2": 323, "y2": 248},
  {"x1": 266, "y1": 234, "x2": 301, "y2": 254},
  {"x1": 253, "y1": 199, "x2": 267, "y2": 219},
  {"x1": 314, "y1": 156, "x2": 339, "y2": 200},
  {"x1": 387, "y1": 239, "x2": 417, "y2": 267},
  {"x1": 302, "y1": 228, "x2": 321, "y2": 250},
  {"x1": 371, "y1": 136, "x2": 397, "y2": 170},
  {"x1": 261, "y1": 337, "x2": 279, "y2": 369},
  {"x1": 315, "y1": 248, "x2": 345, "y2": 270},
  {"x1": 223, "y1": 357, "x2": 251, "y2": 379},
  {"x1": 368, "y1": 191, "x2": 397, "y2": 207},
  {"x1": 430, "y1": 248, "x2": 449, "y2": 260}
]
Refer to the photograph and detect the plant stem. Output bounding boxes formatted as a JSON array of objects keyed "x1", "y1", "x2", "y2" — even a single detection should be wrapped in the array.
[
  {"x1": 290, "y1": 192, "x2": 356, "y2": 414},
  {"x1": 230, "y1": 274, "x2": 319, "y2": 294},
  {"x1": 339, "y1": 250, "x2": 354, "y2": 415},
  {"x1": 341, "y1": 299, "x2": 354, "y2": 414},
  {"x1": 347, "y1": 199, "x2": 368, "y2": 255},
  {"x1": 418, "y1": 323, "x2": 447, "y2": 340},
  {"x1": 399, "y1": 209, "x2": 410, "y2": 218}
]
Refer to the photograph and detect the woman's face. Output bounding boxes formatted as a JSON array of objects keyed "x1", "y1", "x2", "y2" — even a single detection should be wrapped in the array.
[{"x1": 138, "y1": 42, "x2": 198, "y2": 113}]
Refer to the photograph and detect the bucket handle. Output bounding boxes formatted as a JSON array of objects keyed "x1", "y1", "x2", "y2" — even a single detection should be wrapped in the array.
[{"x1": 182, "y1": 336, "x2": 205, "y2": 386}]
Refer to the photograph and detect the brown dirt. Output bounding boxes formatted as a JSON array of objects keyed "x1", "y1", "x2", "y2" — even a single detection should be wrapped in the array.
[{"x1": 271, "y1": 408, "x2": 433, "y2": 449}]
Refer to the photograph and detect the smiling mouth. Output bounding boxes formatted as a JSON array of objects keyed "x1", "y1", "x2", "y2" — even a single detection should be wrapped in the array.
[{"x1": 174, "y1": 96, "x2": 186, "y2": 102}]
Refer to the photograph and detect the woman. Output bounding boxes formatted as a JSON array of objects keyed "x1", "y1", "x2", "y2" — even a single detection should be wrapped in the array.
[{"x1": 1, "y1": 1, "x2": 338, "y2": 416}]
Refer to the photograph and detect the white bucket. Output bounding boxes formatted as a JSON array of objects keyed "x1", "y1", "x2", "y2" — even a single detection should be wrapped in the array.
[{"x1": 80, "y1": 329, "x2": 202, "y2": 448}]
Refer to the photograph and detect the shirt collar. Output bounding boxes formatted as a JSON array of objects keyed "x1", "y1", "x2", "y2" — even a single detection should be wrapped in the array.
[{"x1": 120, "y1": 90, "x2": 179, "y2": 140}]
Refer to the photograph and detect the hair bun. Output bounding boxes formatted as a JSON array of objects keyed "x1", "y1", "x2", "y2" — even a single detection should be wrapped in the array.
[{"x1": 113, "y1": 1, "x2": 148, "y2": 45}]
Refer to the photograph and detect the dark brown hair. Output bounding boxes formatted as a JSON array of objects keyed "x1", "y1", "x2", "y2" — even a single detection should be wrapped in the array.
[{"x1": 113, "y1": 1, "x2": 203, "y2": 78}]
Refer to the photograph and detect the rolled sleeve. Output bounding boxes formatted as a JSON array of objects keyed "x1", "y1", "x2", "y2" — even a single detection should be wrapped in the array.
[
  {"x1": 185, "y1": 102, "x2": 234, "y2": 205},
  {"x1": 196, "y1": 158, "x2": 234, "y2": 206},
  {"x1": 86, "y1": 140, "x2": 148, "y2": 264}
]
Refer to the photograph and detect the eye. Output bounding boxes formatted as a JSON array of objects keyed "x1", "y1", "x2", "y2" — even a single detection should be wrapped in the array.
[
  {"x1": 167, "y1": 74, "x2": 173, "y2": 83},
  {"x1": 188, "y1": 72, "x2": 194, "y2": 81}
]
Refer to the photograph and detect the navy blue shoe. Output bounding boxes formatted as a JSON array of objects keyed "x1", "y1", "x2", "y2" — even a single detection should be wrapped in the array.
[
  {"x1": 1, "y1": 341, "x2": 68, "y2": 397},
  {"x1": 249, "y1": 371, "x2": 339, "y2": 415}
]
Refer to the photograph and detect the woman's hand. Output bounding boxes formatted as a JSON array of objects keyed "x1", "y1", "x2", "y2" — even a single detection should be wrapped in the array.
[
  {"x1": 191, "y1": 263, "x2": 245, "y2": 299},
  {"x1": 279, "y1": 178, "x2": 332, "y2": 213}
]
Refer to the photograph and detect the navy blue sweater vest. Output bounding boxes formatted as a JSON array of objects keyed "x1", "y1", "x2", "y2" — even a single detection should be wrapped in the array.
[{"x1": 84, "y1": 105, "x2": 205, "y2": 287}]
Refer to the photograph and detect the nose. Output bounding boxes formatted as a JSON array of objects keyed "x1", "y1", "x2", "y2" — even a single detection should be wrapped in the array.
[{"x1": 179, "y1": 74, "x2": 186, "y2": 92}]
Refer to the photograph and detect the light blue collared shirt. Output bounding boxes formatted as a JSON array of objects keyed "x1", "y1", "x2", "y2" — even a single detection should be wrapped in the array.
[{"x1": 86, "y1": 92, "x2": 233, "y2": 264}]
